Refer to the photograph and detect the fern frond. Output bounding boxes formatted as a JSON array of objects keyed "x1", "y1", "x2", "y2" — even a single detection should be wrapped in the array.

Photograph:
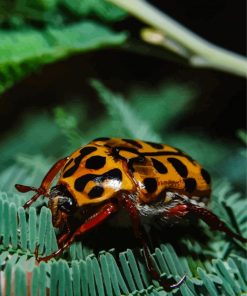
[
  {"x1": 1, "y1": 236, "x2": 246, "y2": 295},
  {"x1": 129, "y1": 82, "x2": 197, "y2": 131},
  {"x1": 90, "y1": 79, "x2": 162, "y2": 142}
]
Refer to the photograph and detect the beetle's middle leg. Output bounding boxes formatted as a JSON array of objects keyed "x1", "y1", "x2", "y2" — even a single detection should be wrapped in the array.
[
  {"x1": 15, "y1": 157, "x2": 69, "y2": 209},
  {"x1": 119, "y1": 193, "x2": 186, "y2": 290}
]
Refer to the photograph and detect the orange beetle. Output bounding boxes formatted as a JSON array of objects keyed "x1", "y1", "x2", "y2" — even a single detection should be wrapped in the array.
[{"x1": 16, "y1": 138, "x2": 246, "y2": 290}]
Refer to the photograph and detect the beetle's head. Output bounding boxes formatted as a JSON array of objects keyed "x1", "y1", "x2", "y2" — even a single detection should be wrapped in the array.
[{"x1": 48, "y1": 184, "x2": 76, "y2": 228}]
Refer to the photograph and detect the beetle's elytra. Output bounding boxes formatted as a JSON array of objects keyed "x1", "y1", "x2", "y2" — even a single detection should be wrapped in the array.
[{"x1": 15, "y1": 137, "x2": 247, "y2": 290}]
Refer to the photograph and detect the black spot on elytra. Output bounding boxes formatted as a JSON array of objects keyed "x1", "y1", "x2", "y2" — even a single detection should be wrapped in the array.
[
  {"x1": 79, "y1": 146, "x2": 97, "y2": 156},
  {"x1": 63, "y1": 146, "x2": 97, "y2": 178},
  {"x1": 74, "y1": 174, "x2": 93, "y2": 192},
  {"x1": 145, "y1": 141, "x2": 163, "y2": 150},
  {"x1": 201, "y1": 168, "x2": 211, "y2": 184},
  {"x1": 184, "y1": 178, "x2": 197, "y2": 193},
  {"x1": 109, "y1": 146, "x2": 139, "y2": 162},
  {"x1": 74, "y1": 169, "x2": 122, "y2": 192},
  {"x1": 144, "y1": 178, "x2": 157, "y2": 193},
  {"x1": 122, "y1": 139, "x2": 142, "y2": 148},
  {"x1": 93, "y1": 137, "x2": 110, "y2": 141},
  {"x1": 151, "y1": 158, "x2": 168, "y2": 174},
  {"x1": 86, "y1": 156, "x2": 106, "y2": 170},
  {"x1": 88, "y1": 186, "x2": 104, "y2": 198},
  {"x1": 175, "y1": 148, "x2": 195, "y2": 163},
  {"x1": 168, "y1": 157, "x2": 188, "y2": 178},
  {"x1": 101, "y1": 168, "x2": 122, "y2": 183}
]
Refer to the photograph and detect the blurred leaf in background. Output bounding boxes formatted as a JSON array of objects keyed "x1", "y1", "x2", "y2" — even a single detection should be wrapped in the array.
[
  {"x1": 0, "y1": 0, "x2": 246, "y2": 295},
  {"x1": 0, "y1": 0, "x2": 127, "y2": 94}
]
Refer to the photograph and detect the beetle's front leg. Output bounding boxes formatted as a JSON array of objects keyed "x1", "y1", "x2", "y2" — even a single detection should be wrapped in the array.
[
  {"x1": 15, "y1": 157, "x2": 69, "y2": 209},
  {"x1": 36, "y1": 202, "x2": 118, "y2": 262},
  {"x1": 119, "y1": 193, "x2": 186, "y2": 290}
]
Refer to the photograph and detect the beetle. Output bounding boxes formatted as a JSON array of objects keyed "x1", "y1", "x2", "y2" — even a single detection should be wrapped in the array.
[{"x1": 15, "y1": 137, "x2": 247, "y2": 289}]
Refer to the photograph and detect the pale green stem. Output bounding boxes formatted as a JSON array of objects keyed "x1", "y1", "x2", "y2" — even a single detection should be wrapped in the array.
[{"x1": 108, "y1": 0, "x2": 247, "y2": 77}]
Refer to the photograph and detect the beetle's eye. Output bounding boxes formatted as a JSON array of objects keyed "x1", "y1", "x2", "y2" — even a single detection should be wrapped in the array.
[
  {"x1": 50, "y1": 185, "x2": 76, "y2": 214},
  {"x1": 58, "y1": 196, "x2": 75, "y2": 214}
]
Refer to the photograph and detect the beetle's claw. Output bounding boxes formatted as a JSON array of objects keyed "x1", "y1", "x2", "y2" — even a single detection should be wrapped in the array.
[
  {"x1": 34, "y1": 245, "x2": 49, "y2": 263},
  {"x1": 168, "y1": 274, "x2": 186, "y2": 289},
  {"x1": 161, "y1": 273, "x2": 186, "y2": 290},
  {"x1": 34, "y1": 244, "x2": 40, "y2": 261}
]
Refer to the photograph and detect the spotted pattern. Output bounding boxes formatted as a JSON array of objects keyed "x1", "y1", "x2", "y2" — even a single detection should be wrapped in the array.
[
  {"x1": 86, "y1": 156, "x2": 106, "y2": 170},
  {"x1": 59, "y1": 138, "x2": 211, "y2": 205},
  {"x1": 184, "y1": 178, "x2": 197, "y2": 193},
  {"x1": 167, "y1": 157, "x2": 188, "y2": 178},
  {"x1": 88, "y1": 186, "x2": 104, "y2": 198},
  {"x1": 151, "y1": 158, "x2": 168, "y2": 174},
  {"x1": 144, "y1": 178, "x2": 157, "y2": 193},
  {"x1": 74, "y1": 169, "x2": 122, "y2": 192},
  {"x1": 201, "y1": 168, "x2": 211, "y2": 184},
  {"x1": 63, "y1": 146, "x2": 97, "y2": 178},
  {"x1": 122, "y1": 139, "x2": 143, "y2": 148},
  {"x1": 127, "y1": 156, "x2": 146, "y2": 172},
  {"x1": 145, "y1": 141, "x2": 163, "y2": 150}
]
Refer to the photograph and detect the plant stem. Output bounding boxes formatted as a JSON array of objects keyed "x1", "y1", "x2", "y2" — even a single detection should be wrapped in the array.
[{"x1": 108, "y1": 0, "x2": 247, "y2": 77}]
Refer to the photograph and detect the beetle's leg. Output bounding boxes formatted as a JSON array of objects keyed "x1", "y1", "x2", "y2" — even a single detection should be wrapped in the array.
[
  {"x1": 57, "y1": 224, "x2": 71, "y2": 247},
  {"x1": 166, "y1": 202, "x2": 247, "y2": 243},
  {"x1": 36, "y1": 202, "x2": 118, "y2": 262},
  {"x1": 15, "y1": 157, "x2": 69, "y2": 209},
  {"x1": 119, "y1": 194, "x2": 186, "y2": 290},
  {"x1": 184, "y1": 203, "x2": 247, "y2": 243}
]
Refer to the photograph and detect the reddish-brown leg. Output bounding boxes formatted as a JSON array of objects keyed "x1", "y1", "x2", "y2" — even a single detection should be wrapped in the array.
[
  {"x1": 15, "y1": 157, "x2": 69, "y2": 209},
  {"x1": 57, "y1": 224, "x2": 72, "y2": 248},
  {"x1": 36, "y1": 202, "x2": 118, "y2": 262},
  {"x1": 167, "y1": 203, "x2": 247, "y2": 243},
  {"x1": 119, "y1": 194, "x2": 186, "y2": 290}
]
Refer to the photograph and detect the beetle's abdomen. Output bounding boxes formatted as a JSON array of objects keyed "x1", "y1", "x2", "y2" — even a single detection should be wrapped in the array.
[
  {"x1": 96, "y1": 138, "x2": 211, "y2": 204},
  {"x1": 132, "y1": 152, "x2": 211, "y2": 203}
]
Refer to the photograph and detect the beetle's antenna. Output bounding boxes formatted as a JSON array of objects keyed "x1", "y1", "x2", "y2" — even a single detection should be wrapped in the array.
[
  {"x1": 15, "y1": 184, "x2": 38, "y2": 193},
  {"x1": 15, "y1": 157, "x2": 68, "y2": 209},
  {"x1": 15, "y1": 184, "x2": 49, "y2": 209}
]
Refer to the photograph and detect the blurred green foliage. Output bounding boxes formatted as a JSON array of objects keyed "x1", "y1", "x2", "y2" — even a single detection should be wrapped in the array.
[
  {"x1": 0, "y1": 23, "x2": 127, "y2": 94},
  {"x1": 0, "y1": 1, "x2": 246, "y2": 295},
  {"x1": 0, "y1": 0, "x2": 126, "y2": 24}
]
